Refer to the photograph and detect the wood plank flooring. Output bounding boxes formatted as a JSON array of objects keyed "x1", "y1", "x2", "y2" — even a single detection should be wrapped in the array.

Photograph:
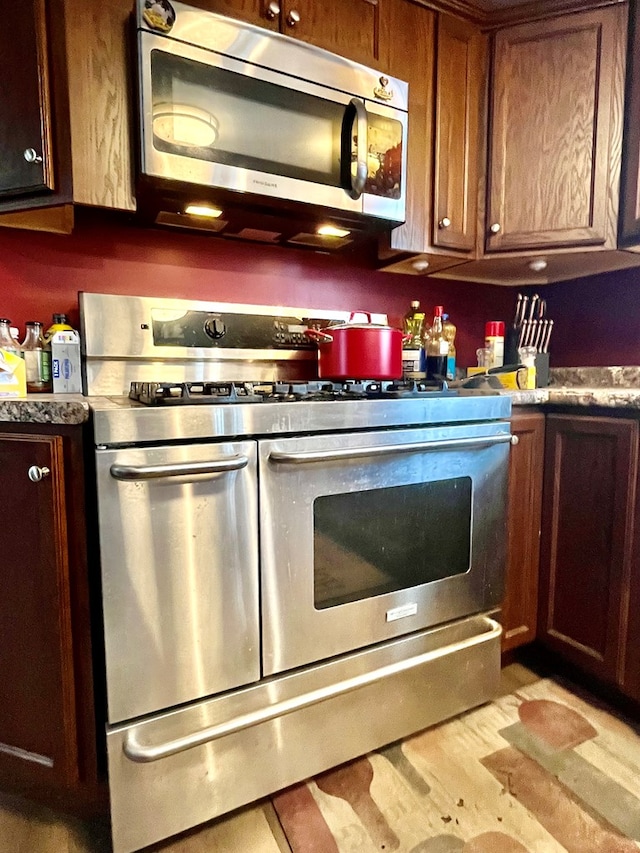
[{"x1": 1, "y1": 664, "x2": 638, "y2": 853}]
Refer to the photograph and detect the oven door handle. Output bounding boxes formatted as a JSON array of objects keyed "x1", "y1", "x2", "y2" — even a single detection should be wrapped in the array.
[
  {"x1": 110, "y1": 455, "x2": 249, "y2": 480},
  {"x1": 268, "y1": 433, "x2": 517, "y2": 465},
  {"x1": 122, "y1": 617, "x2": 501, "y2": 763}
]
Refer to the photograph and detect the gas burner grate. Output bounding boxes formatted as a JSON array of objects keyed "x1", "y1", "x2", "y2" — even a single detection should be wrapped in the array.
[
  {"x1": 129, "y1": 381, "x2": 267, "y2": 405},
  {"x1": 128, "y1": 378, "x2": 457, "y2": 406}
]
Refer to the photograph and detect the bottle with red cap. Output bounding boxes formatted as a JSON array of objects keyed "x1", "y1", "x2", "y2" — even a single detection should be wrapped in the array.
[
  {"x1": 485, "y1": 320, "x2": 505, "y2": 369},
  {"x1": 425, "y1": 306, "x2": 449, "y2": 380}
]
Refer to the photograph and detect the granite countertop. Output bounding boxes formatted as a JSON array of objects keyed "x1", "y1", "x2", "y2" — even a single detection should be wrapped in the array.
[
  {"x1": 0, "y1": 394, "x2": 91, "y2": 425},
  {"x1": 3, "y1": 368, "x2": 640, "y2": 424}
]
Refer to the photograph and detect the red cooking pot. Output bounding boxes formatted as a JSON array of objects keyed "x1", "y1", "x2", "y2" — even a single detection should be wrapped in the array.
[{"x1": 305, "y1": 312, "x2": 410, "y2": 380}]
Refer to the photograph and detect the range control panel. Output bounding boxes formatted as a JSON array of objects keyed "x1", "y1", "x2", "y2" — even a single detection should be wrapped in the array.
[{"x1": 150, "y1": 309, "x2": 318, "y2": 350}]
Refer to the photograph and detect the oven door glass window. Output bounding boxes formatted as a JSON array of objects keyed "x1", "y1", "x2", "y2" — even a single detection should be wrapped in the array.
[{"x1": 313, "y1": 477, "x2": 472, "y2": 609}]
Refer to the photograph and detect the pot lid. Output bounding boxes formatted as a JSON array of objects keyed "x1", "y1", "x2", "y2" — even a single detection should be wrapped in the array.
[{"x1": 326, "y1": 312, "x2": 397, "y2": 331}]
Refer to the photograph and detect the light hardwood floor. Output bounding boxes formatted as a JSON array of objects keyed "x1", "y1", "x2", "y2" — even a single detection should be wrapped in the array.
[{"x1": 1, "y1": 663, "x2": 637, "y2": 853}]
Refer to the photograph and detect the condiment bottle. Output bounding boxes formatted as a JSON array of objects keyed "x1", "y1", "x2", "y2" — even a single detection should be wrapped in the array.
[
  {"x1": 402, "y1": 300, "x2": 425, "y2": 379},
  {"x1": 442, "y1": 313, "x2": 457, "y2": 381},
  {"x1": 21, "y1": 321, "x2": 51, "y2": 393},
  {"x1": 0, "y1": 318, "x2": 20, "y2": 356},
  {"x1": 44, "y1": 313, "x2": 74, "y2": 342},
  {"x1": 425, "y1": 306, "x2": 449, "y2": 381},
  {"x1": 484, "y1": 320, "x2": 505, "y2": 369}
]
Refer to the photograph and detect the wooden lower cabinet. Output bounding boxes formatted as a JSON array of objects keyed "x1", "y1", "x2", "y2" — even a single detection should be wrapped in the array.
[
  {"x1": 538, "y1": 414, "x2": 638, "y2": 687},
  {"x1": 502, "y1": 411, "x2": 545, "y2": 653},
  {"x1": 0, "y1": 424, "x2": 101, "y2": 810}
]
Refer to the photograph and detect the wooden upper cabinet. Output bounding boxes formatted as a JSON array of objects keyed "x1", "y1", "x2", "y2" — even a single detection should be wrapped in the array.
[
  {"x1": 538, "y1": 415, "x2": 638, "y2": 686},
  {"x1": 619, "y1": 0, "x2": 640, "y2": 249},
  {"x1": 0, "y1": 0, "x2": 54, "y2": 199},
  {"x1": 278, "y1": 0, "x2": 384, "y2": 68},
  {"x1": 211, "y1": 0, "x2": 384, "y2": 66},
  {"x1": 433, "y1": 14, "x2": 483, "y2": 253},
  {"x1": 485, "y1": 5, "x2": 627, "y2": 254},
  {"x1": 502, "y1": 411, "x2": 545, "y2": 653}
]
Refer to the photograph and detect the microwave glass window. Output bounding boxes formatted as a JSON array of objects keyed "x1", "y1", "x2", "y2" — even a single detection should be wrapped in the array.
[
  {"x1": 151, "y1": 50, "x2": 344, "y2": 185},
  {"x1": 313, "y1": 477, "x2": 472, "y2": 610},
  {"x1": 362, "y1": 114, "x2": 403, "y2": 199}
]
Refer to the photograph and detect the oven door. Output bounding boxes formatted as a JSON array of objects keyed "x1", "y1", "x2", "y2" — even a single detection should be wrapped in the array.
[
  {"x1": 259, "y1": 421, "x2": 511, "y2": 676},
  {"x1": 137, "y1": 30, "x2": 407, "y2": 222},
  {"x1": 95, "y1": 440, "x2": 260, "y2": 724}
]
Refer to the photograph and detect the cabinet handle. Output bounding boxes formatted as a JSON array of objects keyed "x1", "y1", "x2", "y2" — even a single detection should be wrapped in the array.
[
  {"x1": 265, "y1": 1, "x2": 280, "y2": 19},
  {"x1": 438, "y1": 217, "x2": 451, "y2": 229},
  {"x1": 286, "y1": 8, "x2": 301, "y2": 26},
  {"x1": 489, "y1": 222, "x2": 501, "y2": 234},
  {"x1": 23, "y1": 148, "x2": 43, "y2": 164},
  {"x1": 28, "y1": 465, "x2": 50, "y2": 482},
  {"x1": 511, "y1": 435, "x2": 519, "y2": 445}
]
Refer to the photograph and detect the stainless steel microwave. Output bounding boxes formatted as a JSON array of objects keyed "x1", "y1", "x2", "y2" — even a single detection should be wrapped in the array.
[{"x1": 134, "y1": 0, "x2": 409, "y2": 245}]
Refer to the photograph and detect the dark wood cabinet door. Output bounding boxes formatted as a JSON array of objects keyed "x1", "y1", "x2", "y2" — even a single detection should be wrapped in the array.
[
  {"x1": 486, "y1": 5, "x2": 626, "y2": 253},
  {"x1": 0, "y1": 434, "x2": 78, "y2": 788},
  {"x1": 281, "y1": 0, "x2": 384, "y2": 68},
  {"x1": 433, "y1": 14, "x2": 483, "y2": 253},
  {"x1": 502, "y1": 411, "x2": 545, "y2": 653},
  {"x1": 0, "y1": 0, "x2": 55, "y2": 198},
  {"x1": 619, "y1": 0, "x2": 640, "y2": 248},
  {"x1": 538, "y1": 415, "x2": 637, "y2": 685}
]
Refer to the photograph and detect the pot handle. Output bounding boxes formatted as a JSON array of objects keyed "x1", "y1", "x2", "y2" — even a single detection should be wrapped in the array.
[
  {"x1": 348, "y1": 311, "x2": 372, "y2": 323},
  {"x1": 304, "y1": 328, "x2": 333, "y2": 344}
]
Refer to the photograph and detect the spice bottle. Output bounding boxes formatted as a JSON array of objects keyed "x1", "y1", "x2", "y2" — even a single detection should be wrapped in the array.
[
  {"x1": 21, "y1": 321, "x2": 51, "y2": 392},
  {"x1": 44, "y1": 313, "x2": 74, "y2": 343},
  {"x1": 484, "y1": 321, "x2": 505, "y2": 369},
  {"x1": 425, "y1": 306, "x2": 449, "y2": 381}
]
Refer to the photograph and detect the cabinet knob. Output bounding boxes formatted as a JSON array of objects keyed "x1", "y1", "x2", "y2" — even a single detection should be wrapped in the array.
[
  {"x1": 24, "y1": 148, "x2": 43, "y2": 164},
  {"x1": 265, "y1": 1, "x2": 280, "y2": 19},
  {"x1": 438, "y1": 217, "x2": 451, "y2": 229},
  {"x1": 489, "y1": 222, "x2": 501, "y2": 234},
  {"x1": 286, "y1": 8, "x2": 301, "y2": 26},
  {"x1": 28, "y1": 465, "x2": 51, "y2": 482},
  {"x1": 510, "y1": 435, "x2": 519, "y2": 446}
]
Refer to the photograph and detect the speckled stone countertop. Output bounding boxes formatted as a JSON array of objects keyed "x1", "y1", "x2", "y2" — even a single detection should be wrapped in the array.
[
  {"x1": 0, "y1": 394, "x2": 91, "y2": 425},
  {"x1": 2, "y1": 369, "x2": 640, "y2": 424}
]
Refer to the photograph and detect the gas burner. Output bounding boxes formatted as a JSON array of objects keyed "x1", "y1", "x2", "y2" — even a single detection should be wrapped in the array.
[
  {"x1": 129, "y1": 381, "x2": 266, "y2": 405},
  {"x1": 256, "y1": 381, "x2": 337, "y2": 402}
]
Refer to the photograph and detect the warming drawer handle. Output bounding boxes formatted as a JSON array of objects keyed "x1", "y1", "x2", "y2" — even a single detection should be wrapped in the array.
[
  {"x1": 269, "y1": 433, "x2": 516, "y2": 465},
  {"x1": 122, "y1": 618, "x2": 501, "y2": 763},
  {"x1": 110, "y1": 455, "x2": 249, "y2": 481}
]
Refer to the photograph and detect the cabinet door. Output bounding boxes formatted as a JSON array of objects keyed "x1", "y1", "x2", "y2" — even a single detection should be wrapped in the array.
[
  {"x1": 433, "y1": 14, "x2": 483, "y2": 253},
  {"x1": 281, "y1": 0, "x2": 384, "y2": 68},
  {"x1": 209, "y1": 0, "x2": 279, "y2": 30},
  {"x1": 502, "y1": 411, "x2": 544, "y2": 653},
  {"x1": 486, "y1": 5, "x2": 626, "y2": 253},
  {"x1": 0, "y1": 434, "x2": 78, "y2": 787},
  {"x1": 619, "y1": 0, "x2": 640, "y2": 247},
  {"x1": 386, "y1": 0, "x2": 435, "y2": 255},
  {"x1": 538, "y1": 416, "x2": 637, "y2": 685},
  {"x1": 0, "y1": 0, "x2": 54, "y2": 197}
]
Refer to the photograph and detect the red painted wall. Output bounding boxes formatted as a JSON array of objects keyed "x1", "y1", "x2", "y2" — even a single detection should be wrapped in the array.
[
  {"x1": 0, "y1": 209, "x2": 514, "y2": 371},
  {"x1": 525, "y1": 265, "x2": 640, "y2": 366}
]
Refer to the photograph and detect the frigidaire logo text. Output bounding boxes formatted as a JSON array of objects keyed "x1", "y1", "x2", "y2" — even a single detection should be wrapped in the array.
[{"x1": 252, "y1": 179, "x2": 279, "y2": 188}]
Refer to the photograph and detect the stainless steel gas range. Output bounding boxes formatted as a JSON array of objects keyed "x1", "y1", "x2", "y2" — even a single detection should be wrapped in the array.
[{"x1": 81, "y1": 293, "x2": 513, "y2": 853}]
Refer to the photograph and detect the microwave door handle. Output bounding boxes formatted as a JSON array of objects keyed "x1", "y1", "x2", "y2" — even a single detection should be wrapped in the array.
[
  {"x1": 342, "y1": 97, "x2": 368, "y2": 199},
  {"x1": 269, "y1": 433, "x2": 518, "y2": 465}
]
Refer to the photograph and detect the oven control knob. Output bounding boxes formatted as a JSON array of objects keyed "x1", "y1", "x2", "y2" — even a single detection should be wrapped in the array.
[{"x1": 204, "y1": 317, "x2": 226, "y2": 339}]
